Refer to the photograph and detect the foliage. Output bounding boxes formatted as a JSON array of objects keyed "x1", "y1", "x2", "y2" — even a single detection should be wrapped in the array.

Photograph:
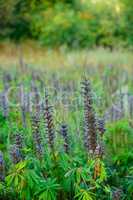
[
  {"x1": 105, "y1": 120, "x2": 133, "y2": 162},
  {"x1": 0, "y1": 0, "x2": 133, "y2": 48}
]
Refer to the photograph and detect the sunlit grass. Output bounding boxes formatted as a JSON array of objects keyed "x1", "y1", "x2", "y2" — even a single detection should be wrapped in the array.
[{"x1": 0, "y1": 41, "x2": 133, "y2": 76}]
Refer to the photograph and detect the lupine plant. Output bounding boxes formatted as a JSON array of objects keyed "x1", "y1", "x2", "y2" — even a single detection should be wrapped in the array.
[{"x1": 0, "y1": 71, "x2": 132, "y2": 200}]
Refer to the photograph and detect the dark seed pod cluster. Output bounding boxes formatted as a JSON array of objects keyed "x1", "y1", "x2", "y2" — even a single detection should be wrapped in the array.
[
  {"x1": 1, "y1": 91, "x2": 9, "y2": 118},
  {"x1": 82, "y1": 78, "x2": 97, "y2": 154},
  {"x1": 15, "y1": 133, "x2": 23, "y2": 149},
  {"x1": 31, "y1": 81, "x2": 41, "y2": 114},
  {"x1": 60, "y1": 123, "x2": 69, "y2": 154},
  {"x1": 31, "y1": 113, "x2": 43, "y2": 159},
  {"x1": 10, "y1": 145, "x2": 22, "y2": 164},
  {"x1": 44, "y1": 91, "x2": 55, "y2": 150},
  {"x1": 0, "y1": 151, "x2": 5, "y2": 181},
  {"x1": 98, "y1": 118, "x2": 106, "y2": 137}
]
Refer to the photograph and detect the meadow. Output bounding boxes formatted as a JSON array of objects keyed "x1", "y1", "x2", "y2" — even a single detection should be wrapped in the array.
[{"x1": 0, "y1": 43, "x2": 133, "y2": 200}]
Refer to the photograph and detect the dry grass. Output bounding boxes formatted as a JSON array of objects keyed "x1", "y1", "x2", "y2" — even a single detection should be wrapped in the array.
[{"x1": 0, "y1": 41, "x2": 133, "y2": 75}]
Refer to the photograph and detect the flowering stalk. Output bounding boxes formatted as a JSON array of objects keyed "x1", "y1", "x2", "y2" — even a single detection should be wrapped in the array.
[
  {"x1": 31, "y1": 113, "x2": 43, "y2": 159},
  {"x1": 82, "y1": 78, "x2": 97, "y2": 155},
  {"x1": 98, "y1": 117, "x2": 106, "y2": 137},
  {"x1": 0, "y1": 151, "x2": 5, "y2": 181},
  {"x1": 60, "y1": 123, "x2": 69, "y2": 154},
  {"x1": 15, "y1": 133, "x2": 23, "y2": 149},
  {"x1": 10, "y1": 145, "x2": 22, "y2": 164},
  {"x1": 1, "y1": 91, "x2": 8, "y2": 118},
  {"x1": 44, "y1": 90, "x2": 55, "y2": 151},
  {"x1": 31, "y1": 81, "x2": 41, "y2": 114}
]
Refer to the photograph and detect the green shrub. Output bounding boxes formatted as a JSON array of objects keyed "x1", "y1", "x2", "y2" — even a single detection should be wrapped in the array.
[
  {"x1": 30, "y1": 3, "x2": 99, "y2": 48},
  {"x1": 1, "y1": 0, "x2": 133, "y2": 48}
]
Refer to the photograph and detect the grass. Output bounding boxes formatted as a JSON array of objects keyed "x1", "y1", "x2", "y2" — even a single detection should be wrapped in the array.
[{"x1": 0, "y1": 41, "x2": 133, "y2": 74}]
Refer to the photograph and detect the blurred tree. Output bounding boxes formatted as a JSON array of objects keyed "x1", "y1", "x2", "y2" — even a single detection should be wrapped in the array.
[
  {"x1": 0, "y1": 0, "x2": 16, "y2": 38},
  {"x1": 122, "y1": 0, "x2": 133, "y2": 46},
  {"x1": 0, "y1": 0, "x2": 31, "y2": 40},
  {"x1": 0, "y1": 0, "x2": 132, "y2": 48}
]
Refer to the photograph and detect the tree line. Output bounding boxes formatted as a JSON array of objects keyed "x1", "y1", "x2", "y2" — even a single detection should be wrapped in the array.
[{"x1": 0, "y1": 0, "x2": 133, "y2": 48}]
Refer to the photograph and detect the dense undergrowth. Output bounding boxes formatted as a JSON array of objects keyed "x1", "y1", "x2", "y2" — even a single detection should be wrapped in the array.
[{"x1": 0, "y1": 62, "x2": 133, "y2": 200}]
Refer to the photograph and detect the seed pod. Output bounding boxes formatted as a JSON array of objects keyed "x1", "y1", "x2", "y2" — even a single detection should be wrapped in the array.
[
  {"x1": 15, "y1": 133, "x2": 23, "y2": 149},
  {"x1": 60, "y1": 123, "x2": 69, "y2": 154},
  {"x1": 31, "y1": 114, "x2": 43, "y2": 159},
  {"x1": 44, "y1": 90, "x2": 55, "y2": 150},
  {"x1": 98, "y1": 118, "x2": 106, "y2": 137},
  {"x1": 0, "y1": 151, "x2": 5, "y2": 181},
  {"x1": 1, "y1": 91, "x2": 8, "y2": 118},
  {"x1": 82, "y1": 78, "x2": 97, "y2": 154},
  {"x1": 31, "y1": 81, "x2": 41, "y2": 114},
  {"x1": 10, "y1": 145, "x2": 22, "y2": 164}
]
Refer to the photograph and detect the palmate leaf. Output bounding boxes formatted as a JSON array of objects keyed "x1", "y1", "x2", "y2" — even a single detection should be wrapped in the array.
[
  {"x1": 6, "y1": 161, "x2": 28, "y2": 187},
  {"x1": 20, "y1": 186, "x2": 31, "y2": 200},
  {"x1": 6, "y1": 171, "x2": 25, "y2": 191},
  {"x1": 6, "y1": 160, "x2": 41, "y2": 199},
  {"x1": 65, "y1": 164, "x2": 92, "y2": 186},
  {"x1": 58, "y1": 152, "x2": 70, "y2": 171},
  {"x1": 75, "y1": 188, "x2": 96, "y2": 200},
  {"x1": 6, "y1": 174, "x2": 15, "y2": 187},
  {"x1": 35, "y1": 178, "x2": 60, "y2": 200},
  {"x1": 25, "y1": 169, "x2": 41, "y2": 185},
  {"x1": 103, "y1": 185, "x2": 111, "y2": 194},
  {"x1": 65, "y1": 168, "x2": 76, "y2": 179},
  {"x1": 15, "y1": 160, "x2": 27, "y2": 171},
  {"x1": 38, "y1": 190, "x2": 56, "y2": 200}
]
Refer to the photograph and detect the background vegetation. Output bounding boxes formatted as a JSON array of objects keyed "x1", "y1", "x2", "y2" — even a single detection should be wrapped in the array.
[{"x1": 0, "y1": 0, "x2": 133, "y2": 48}]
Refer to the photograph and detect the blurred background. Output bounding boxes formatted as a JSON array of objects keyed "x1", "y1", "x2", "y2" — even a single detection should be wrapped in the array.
[
  {"x1": 0, "y1": 0, "x2": 133, "y2": 48},
  {"x1": 0, "y1": 0, "x2": 133, "y2": 71}
]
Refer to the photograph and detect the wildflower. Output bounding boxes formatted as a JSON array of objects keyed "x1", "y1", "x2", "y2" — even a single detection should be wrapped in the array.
[
  {"x1": 10, "y1": 145, "x2": 22, "y2": 164},
  {"x1": 82, "y1": 78, "x2": 97, "y2": 154},
  {"x1": 0, "y1": 151, "x2": 5, "y2": 181},
  {"x1": 60, "y1": 123, "x2": 69, "y2": 153}
]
